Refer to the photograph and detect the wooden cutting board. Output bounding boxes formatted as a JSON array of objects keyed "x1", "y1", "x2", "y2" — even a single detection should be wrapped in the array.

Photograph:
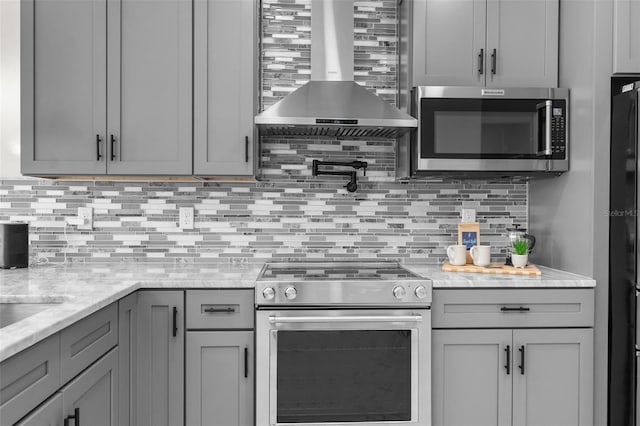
[{"x1": 442, "y1": 261, "x2": 542, "y2": 276}]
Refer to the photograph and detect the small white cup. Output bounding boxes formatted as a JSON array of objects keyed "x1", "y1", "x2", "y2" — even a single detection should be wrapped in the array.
[
  {"x1": 470, "y1": 245, "x2": 491, "y2": 267},
  {"x1": 447, "y1": 245, "x2": 467, "y2": 266}
]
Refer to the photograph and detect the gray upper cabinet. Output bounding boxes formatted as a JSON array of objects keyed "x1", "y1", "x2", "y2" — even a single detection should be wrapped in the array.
[
  {"x1": 21, "y1": 0, "x2": 193, "y2": 176},
  {"x1": 412, "y1": 0, "x2": 558, "y2": 88},
  {"x1": 613, "y1": 0, "x2": 640, "y2": 73},
  {"x1": 136, "y1": 291, "x2": 184, "y2": 426},
  {"x1": 106, "y1": 0, "x2": 193, "y2": 175},
  {"x1": 412, "y1": 0, "x2": 486, "y2": 87},
  {"x1": 485, "y1": 0, "x2": 558, "y2": 87},
  {"x1": 193, "y1": 0, "x2": 256, "y2": 176},
  {"x1": 21, "y1": 0, "x2": 107, "y2": 175}
]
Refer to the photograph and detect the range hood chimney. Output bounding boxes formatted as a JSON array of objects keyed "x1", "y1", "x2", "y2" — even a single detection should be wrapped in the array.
[{"x1": 255, "y1": 0, "x2": 417, "y2": 138}]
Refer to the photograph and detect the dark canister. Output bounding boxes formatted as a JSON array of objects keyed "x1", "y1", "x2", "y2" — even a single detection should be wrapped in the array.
[{"x1": 0, "y1": 223, "x2": 29, "y2": 268}]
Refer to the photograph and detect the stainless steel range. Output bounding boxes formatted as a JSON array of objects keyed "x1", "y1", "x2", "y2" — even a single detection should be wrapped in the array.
[{"x1": 255, "y1": 262, "x2": 432, "y2": 426}]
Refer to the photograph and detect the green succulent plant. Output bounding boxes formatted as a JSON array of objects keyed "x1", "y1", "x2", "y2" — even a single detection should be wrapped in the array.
[{"x1": 512, "y1": 238, "x2": 529, "y2": 255}]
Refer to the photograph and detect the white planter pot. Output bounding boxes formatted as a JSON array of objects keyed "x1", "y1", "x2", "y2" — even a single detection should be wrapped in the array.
[{"x1": 511, "y1": 254, "x2": 528, "y2": 268}]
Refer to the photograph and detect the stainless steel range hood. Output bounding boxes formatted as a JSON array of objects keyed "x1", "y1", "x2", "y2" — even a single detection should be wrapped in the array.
[{"x1": 255, "y1": 0, "x2": 417, "y2": 138}]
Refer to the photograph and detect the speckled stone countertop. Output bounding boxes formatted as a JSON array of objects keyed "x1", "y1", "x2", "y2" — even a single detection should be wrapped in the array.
[
  {"x1": 0, "y1": 261, "x2": 594, "y2": 361},
  {"x1": 0, "y1": 262, "x2": 262, "y2": 361},
  {"x1": 407, "y1": 264, "x2": 596, "y2": 288}
]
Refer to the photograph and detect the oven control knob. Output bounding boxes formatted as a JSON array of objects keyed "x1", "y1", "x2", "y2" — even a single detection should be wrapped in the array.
[
  {"x1": 415, "y1": 285, "x2": 428, "y2": 299},
  {"x1": 262, "y1": 287, "x2": 275, "y2": 300},
  {"x1": 393, "y1": 285, "x2": 406, "y2": 299},
  {"x1": 284, "y1": 286, "x2": 297, "y2": 300}
]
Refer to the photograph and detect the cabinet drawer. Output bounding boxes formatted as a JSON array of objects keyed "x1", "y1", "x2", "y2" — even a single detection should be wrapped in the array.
[
  {"x1": 186, "y1": 290, "x2": 254, "y2": 329},
  {"x1": 60, "y1": 303, "x2": 118, "y2": 383},
  {"x1": 432, "y1": 289, "x2": 594, "y2": 328},
  {"x1": 0, "y1": 334, "x2": 61, "y2": 426}
]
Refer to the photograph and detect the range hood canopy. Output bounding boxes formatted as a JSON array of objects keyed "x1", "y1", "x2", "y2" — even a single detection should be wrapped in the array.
[{"x1": 255, "y1": 0, "x2": 417, "y2": 138}]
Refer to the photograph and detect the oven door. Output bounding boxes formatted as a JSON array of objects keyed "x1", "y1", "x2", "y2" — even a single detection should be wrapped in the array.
[
  {"x1": 256, "y1": 309, "x2": 431, "y2": 426},
  {"x1": 414, "y1": 87, "x2": 568, "y2": 173}
]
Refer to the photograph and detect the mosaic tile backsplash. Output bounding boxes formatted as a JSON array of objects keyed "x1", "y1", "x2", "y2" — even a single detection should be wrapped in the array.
[
  {"x1": 0, "y1": 0, "x2": 529, "y2": 264},
  {"x1": 0, "y1": 172, "x2": 527, "y2": 264}
]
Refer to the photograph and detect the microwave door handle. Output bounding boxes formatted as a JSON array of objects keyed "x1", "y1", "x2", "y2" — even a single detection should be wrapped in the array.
[{"x1": 536, "y1": 100, "x2": 553, "y2": 156}]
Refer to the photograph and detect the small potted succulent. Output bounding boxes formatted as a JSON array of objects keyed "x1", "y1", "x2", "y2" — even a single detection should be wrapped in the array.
[{"x1": 511, "y1": 238, "x2": 529, "y2": 268}]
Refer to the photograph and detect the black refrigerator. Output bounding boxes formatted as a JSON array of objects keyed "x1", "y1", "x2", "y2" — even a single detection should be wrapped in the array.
[{"x1": 610, "y1": 79, "x2": 640, "y2": 426}]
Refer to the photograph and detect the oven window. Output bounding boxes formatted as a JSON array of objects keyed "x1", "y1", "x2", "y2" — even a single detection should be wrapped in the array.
[
  {"x1": 421, "y1": 98, "x2": 543, "y2": 158},
  {"x1": 276, "y1": 330, "x2": 411, "y2": 423}
]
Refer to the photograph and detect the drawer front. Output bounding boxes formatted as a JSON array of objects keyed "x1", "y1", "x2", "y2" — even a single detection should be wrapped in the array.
[
  {"x1": 60, "y1": 303, "x2": 118, "y2": 383},
  {"x1": 0, "y1": 334, "x2": 61, "y2": 426},
  {"x1": 432, "y1": 289, "x2": 595, "y2": 328},
  {"x1": 186, "y1": 290, "x2": 254, "y2": 329}
]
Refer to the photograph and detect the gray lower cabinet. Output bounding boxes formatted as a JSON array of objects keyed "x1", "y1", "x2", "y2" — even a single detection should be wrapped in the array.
[
  {"x1": 21, "y1": 0, "x2": 193, "y2": 176},
  {"x1": 15, "y1": 394, "x2": 62, "y2": 426},
  {"x1": 412, "y1": 0, "x2": 558, "y2": 88},
  {"x1": 118, "y1": 292, "x2": 138, "y2": 426},
  {"x1": 15, "y1": 346, "x2": 118, "y2": 426},
  {"x1": 432, "y1": 330, "x2": 512, "y2": 426},
  {"x1": 511, "y1": 329, "x2": 593, "y2": 426},
  {"x1": 185, "y1": 331, "x2": 254, "y2": 426},
  {"x1": 60, "y1": 347, "x2": 119, "y2": 426},
  {"x1": 0, "y1": 335, "x2": 61, "y2": 426},
  {"x1": 432, "y1": 328, "x2": 593, "y2": 426},
  {"x1": 613, "y1": 0, "x2": 640, "y2": 73},
  {"x1": 60, "y1": 303, "x2": 118, "y2": 384},
  {"x1": 193, "y1": 0, "x2": 256, "y2": 176},
  {"x1": 136, "y1": 291, "x2": 184, "y2": 426}
]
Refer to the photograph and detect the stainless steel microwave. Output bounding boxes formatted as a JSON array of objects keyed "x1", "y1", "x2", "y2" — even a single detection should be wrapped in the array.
[{"x1": 412, "y1": 86, "x2": 569, "y2": 175}]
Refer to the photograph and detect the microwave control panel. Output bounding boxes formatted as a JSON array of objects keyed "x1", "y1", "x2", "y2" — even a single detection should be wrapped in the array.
[{"x1": 551, "y1": 101, "x2": 567, "y2": 159}]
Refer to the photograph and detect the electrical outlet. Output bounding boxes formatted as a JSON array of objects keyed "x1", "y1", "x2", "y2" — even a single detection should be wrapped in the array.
[
  {"x1": 179, "y1": 207, "x2": 194, "y2": 230},
  {"x1": 77, "y1": 207, "x2": 93, "y2": 230},
  {"x1": 461, "y1": 208, "x2": 476, "y2": 223}
]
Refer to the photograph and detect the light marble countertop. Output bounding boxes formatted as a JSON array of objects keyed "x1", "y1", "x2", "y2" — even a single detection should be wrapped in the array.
[{"x1": 0, "y1": 261, "x2": 594, "y2": 362}]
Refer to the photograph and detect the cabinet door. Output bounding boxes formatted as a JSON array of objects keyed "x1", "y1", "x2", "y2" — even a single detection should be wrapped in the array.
[
  {"x1": 432, "y1": 329, "x2": 512, "y2": 426},
  {"x1": 193, "y1": 0, "x2": 255, "y2": 176},
  {"x1": 185, "y1": 331, "x2": 253, "y2": 426},
  {"x1": 485, "y1": 0, "x2": 558, "y2": 87},
  {"x1": 412, "y1": 0, "x2": 486, "y2": 86},
  {"x1": 106, "y1": 0, "x2": 192, "y2": 175},
  {"x1": 136, "y1": 291, "x2": 184, "y2": 426},
  {"x1": 512, "y1": 329, "x2": 593, "y2": 426},
  {"x1": 61, "y1": 347, "x2": 118, "y2": 426},
  {"x1": 613, "y1": 0, "x2": 640, "y2": 73},
  {"x1": 118, "y1": 292, "x2": 138, "y2": 426},
  {"x1": 15, "y1": 393, "x2": 62, "y2": 426},
  {"x1": 21, "y1": 0, "x2": 107, "y2": 175}
]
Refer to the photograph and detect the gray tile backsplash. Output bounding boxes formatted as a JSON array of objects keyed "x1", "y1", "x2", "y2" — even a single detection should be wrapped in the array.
[
  {"x1": 0, "y1": 0, "x2": 529, "y2": 264},
  {"x1": 0, "y1": 177, "x2": 527, "y2": 264}
]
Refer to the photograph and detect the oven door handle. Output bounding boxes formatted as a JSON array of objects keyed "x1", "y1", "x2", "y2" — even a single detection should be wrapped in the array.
[
  {"x1": 269, "y1": 315, "x2": 424, "y2": 324},
  {"x1": 536, "y1": 100, "x2": 553, "y2": 156}
]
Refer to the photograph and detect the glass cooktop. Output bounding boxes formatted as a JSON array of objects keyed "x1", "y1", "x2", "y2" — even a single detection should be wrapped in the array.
[{"x1": 257, "y1": 262, "x2": 421, "y2": 281}]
